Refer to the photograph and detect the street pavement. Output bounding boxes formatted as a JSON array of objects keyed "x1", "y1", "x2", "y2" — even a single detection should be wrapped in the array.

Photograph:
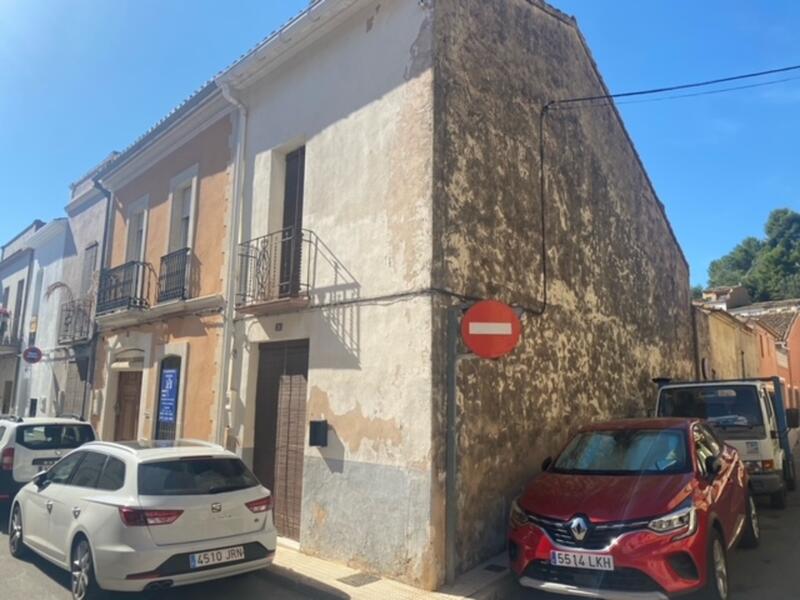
[
  {"x1": 2, "y1": 471, "x2": 800, "y2": 600},
  {"x1": 505, "y1": 472, "x2": 800, "y2": 599},
  {"x1": 0, "y1": 507, "x2": 339, "y2": 600}
]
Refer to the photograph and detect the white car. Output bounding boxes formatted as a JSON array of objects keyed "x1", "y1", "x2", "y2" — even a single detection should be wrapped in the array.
[
  {"x1": 1, "y1": 417, "x2": 96, "y2": 503},
  {"x1": 8, "y1": 439, "x2": 277, "y2": 600}
]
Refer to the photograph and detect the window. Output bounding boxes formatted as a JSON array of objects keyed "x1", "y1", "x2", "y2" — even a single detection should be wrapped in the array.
[
  {"x1": 47, "y1": 452, "x2": 84, "y2": 485},
  {"x1": 0, "y1": 286, "x2": 8, "y2": 340},
  {"x1": 168, "y1": 167, "x2": 197, "y2": 253},
  {"x1": 16, "y1": 424, "x2": 95, "y2": 450},
  {"x1": 81, "y1": 243, "x2": 99, "y2": 296},
  {"x1": 71, "y1": 452, "x2": 107, "y2": 488},
  {"x1": 138, "y1": 458, "x2": 258, "y2": 496},
  {"x1": 552, "y1": 429, "x2": 690, "y2": 475},
  {"x1": 12, "y1": 279, "x2": 24, "y2": 339},
  {"x1": 125, "y1": 200, "x2": 148, "y2": 262},
  {"x1": 97, "y1": 456, "x2": 126, "y2": 491}
]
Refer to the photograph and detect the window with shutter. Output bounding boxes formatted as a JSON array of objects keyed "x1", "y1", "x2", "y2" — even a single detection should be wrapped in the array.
[{"x1": 81, "y1": 243, "x2": 98, "y2": 296}]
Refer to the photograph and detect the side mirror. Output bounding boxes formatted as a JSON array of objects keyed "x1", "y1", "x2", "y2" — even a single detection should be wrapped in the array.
[
  {"x1": 33, "y1": 471, "x2": 49, "y2": 489},
  {"x1": 786, "y1": 408, "x2": 800, "y2": 429},
  {"x1": 541, "y1": 456, "x2": 553, "y2": 472},
  {"x1": 705, "y1": 456, "x2": 722, "y2": 478}
]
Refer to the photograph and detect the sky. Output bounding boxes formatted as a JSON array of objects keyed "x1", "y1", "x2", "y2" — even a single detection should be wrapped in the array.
[{"x1": 0, "y1": 0, "x2": 798, "y2": 286}]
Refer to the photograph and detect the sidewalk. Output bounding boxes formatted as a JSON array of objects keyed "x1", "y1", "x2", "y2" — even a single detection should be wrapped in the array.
[{"x1": 266, "y1": 541, "x2": 514, "y2": 600}]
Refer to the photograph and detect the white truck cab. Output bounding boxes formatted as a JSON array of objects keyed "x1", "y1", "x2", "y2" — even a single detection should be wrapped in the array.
[{"x1": 655, "y1": 377, "x2": 799, "y2": 509}]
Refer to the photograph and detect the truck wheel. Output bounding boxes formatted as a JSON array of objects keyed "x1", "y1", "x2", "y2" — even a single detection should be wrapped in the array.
[
  {"x1": 771, "y1": 486, "x2": 788, "y2": 509},
  {"x1": 739, "y1": 493, "x2": 760, "y2": 549},
  {"x1": 701, "y1": 530, "x2": 729, "y2": 600},
  {"x1": 785, "y1": 461, "x2": 796, "y2": 492}
]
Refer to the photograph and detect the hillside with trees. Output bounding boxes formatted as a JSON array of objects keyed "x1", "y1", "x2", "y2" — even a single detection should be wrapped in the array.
[{"x1": 705, "y1": 208, "x2": 800, "y2": 302}]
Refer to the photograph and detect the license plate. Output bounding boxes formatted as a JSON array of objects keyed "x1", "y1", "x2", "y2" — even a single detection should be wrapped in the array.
[
  {"x1": 550, "y1": 550, "x2": 614, "y2": 571},
  {"x1": 35, "y1": 459, "x2": 57, "y2": 468},
  {"x1": 189, "y1": 545, "x2": 246, "y2": 569}
]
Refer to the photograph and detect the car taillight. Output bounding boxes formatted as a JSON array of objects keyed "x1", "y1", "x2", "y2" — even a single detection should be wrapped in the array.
[
  {"x1": 118, "y1": 507, "x2": 183, "y2": 527},
  {"x1": 1, "y1": 447, "x2": 13, "y2": 471},
  {"x1": 246, "y1": 496, "x2": 272, "y2": 513}
]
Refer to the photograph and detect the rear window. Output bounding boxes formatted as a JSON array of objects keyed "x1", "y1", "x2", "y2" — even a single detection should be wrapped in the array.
[
  {"x1": 16, "y1": 424, "x2": 95, "y2": 450},
  {"x1": 659, "y1": 385, "x2": 764, "y2": 427},
  {"x1": 138, "y1": 458, "x2": 259, "y2": 496}
]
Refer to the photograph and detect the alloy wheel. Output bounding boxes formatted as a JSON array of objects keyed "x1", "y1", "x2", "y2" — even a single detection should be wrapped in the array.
[
  {"x1": 713, "y1": 539, "x2": 728, "y2": 600},
  {"x1": 9, "y1": 506, "x2": 22, "y2": 554},
  {"x1": 71, "y1": 540, "x2": 92, "y2": 600},
  {"x1": 749, "y1": 496, "x2": 760, "y2": 540}
]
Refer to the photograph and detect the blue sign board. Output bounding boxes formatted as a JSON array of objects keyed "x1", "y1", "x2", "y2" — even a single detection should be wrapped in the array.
[{"x1": 158, "y1": 368, "x2": 179, "y2": 424}]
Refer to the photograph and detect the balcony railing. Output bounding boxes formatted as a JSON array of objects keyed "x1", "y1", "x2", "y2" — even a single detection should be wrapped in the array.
[
  {"x1": 58, "y1": 298, "x2": 93, "y2": 344},
  {"x1": 0, "y1": 331, "x2": 22, "y2": 354},
  {"x1": 96, "y1": 261, "x2": 154, "y2": 315},
  {"x1": 236, "y1": 227, "x2": 312, "y2": 310},
  {"x1": 158, "y1": 247, "x2": 190, "y2": 303}
]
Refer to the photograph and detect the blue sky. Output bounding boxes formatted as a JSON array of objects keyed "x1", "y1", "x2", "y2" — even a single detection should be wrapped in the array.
[{"x1": 1, "y1": 1, "x2": 798, "y2": 286}]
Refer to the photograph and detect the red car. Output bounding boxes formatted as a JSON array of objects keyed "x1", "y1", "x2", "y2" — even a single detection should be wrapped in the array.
[{"x1": 508, "y1": 418, "x2": 758, "y2": 600}]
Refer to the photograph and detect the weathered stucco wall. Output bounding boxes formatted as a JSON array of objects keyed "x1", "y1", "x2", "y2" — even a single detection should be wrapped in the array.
[
  {"x1": 231, "y1": 0, "x2": 437, "y2": 588},
  {"x1": 432, "y1": 0, "x2": 695, "y2": 572},
  {"x1": 695, "y1": 308, "x2": 759, "y2": 380}
]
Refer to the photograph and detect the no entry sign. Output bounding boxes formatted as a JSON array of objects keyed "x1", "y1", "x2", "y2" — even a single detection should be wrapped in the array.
[
  {"x1": 22, "y1": 346, "x2": 43, "y2": 364},
  {"x1": 461, "y1": 300, "x2": 521, "y2": 359}
]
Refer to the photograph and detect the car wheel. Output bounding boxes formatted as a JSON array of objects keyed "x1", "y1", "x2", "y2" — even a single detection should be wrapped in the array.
[
  {"x1": 71, "y1": 537, "x2": 102, "y2": 600},
  {"x1": 739, "y1": 493, "x2": 760, "y2": 549},
  {"x1": 702, "y1": 530, "x2": 729, "y2": 600},
  {"x1": 8, "y1": 504, "x2": 27, "y2": 558},
  {"x1": 770, "y1": 486, "x2": 788, "y2": 509}
]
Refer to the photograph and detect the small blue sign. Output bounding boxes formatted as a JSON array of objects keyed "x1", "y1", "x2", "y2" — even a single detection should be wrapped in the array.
[{"x1": 158, "y1": 368, "x2": 179, "y2": 424}]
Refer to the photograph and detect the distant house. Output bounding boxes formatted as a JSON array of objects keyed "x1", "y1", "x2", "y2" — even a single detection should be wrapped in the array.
[
  {"x1": 701, "y1": 285, "x2": 751, "y2": 310},
  {"x1": 693, "y1": 305, "x2": 759, "y2": 381},
  {"x1": 731, "y1": 299, "x2": 800, "y2": 407}
]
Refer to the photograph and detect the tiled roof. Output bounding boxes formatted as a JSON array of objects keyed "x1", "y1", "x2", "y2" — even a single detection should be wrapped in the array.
[{"x1": 754, "y1": 312, "x2": 799, "y2": 341}]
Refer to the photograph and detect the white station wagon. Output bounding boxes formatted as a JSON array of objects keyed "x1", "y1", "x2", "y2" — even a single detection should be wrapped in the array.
[{"x1": 8, "y1": 439, "x2": 277, "y2": 600}]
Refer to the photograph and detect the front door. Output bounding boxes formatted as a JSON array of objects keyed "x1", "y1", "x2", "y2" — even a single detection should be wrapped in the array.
[
  {"x1": 253, "y1": 340, "x2": 309, "y2": 540},
  {"x1": 115, "y1": 371, "x2": 142, "y2": 441}
]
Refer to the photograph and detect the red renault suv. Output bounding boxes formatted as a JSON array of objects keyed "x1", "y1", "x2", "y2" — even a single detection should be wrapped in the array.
[{"x1": 508, "y1": 418, "x2": 758, "y2": 600}]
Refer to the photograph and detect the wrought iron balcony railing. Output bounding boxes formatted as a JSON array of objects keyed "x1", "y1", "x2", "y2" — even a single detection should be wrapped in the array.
[
  {"x1": 158, "y1": 247, "x2": 190, "y2": 303},
  {"x1": 96, "y1": 261, "x2": 154, "y2": 315},
  {"x1": 58, "y1": 298, "x2": 93, "y2": 344},
  {"x1": 0, "y1": 331, "x2": 22, "y2": 353},
  {"x1": 236, "y1": 227, "x2": 312, "y2": 309}
]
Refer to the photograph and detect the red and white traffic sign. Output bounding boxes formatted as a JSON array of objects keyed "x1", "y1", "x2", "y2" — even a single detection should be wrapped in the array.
[
  {"x1": 22, "y1": 346, "x2": 43, "y2": 364},
  {"x1": 460, "y1": 300, "x2": 521, "y2": 359}
]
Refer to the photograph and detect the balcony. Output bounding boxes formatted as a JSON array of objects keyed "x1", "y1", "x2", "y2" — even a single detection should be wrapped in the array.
[
  {"x1": 96, "y1": 261, "x2": 154, "y2": 315},
  {"x1": 236, "y1": 227, "x2": 312, "y2": 315},
  {"x1": 158, "y1": 247, "x2": 191, "y2": 303},
  {"x1": 0, "y1": 331, "x2": 21, "y2": 355},
  {"x1": 58, "y1": 298, "x2": 93, "y2": 344}
]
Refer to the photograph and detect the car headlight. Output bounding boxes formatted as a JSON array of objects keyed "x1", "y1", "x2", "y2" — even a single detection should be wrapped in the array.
[
  {"x1": 745, "y1": 460, "x2": 762, "y2": 473},
  {"x1": 509, "y1": 498, "x2": 528, "y2": 529},
  {"x1": 648, "y1": 503, "x2": 697, "y2": 540}
]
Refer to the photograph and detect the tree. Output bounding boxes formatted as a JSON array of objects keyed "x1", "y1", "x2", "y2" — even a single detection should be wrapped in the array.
[
  {"x1": 707, "y1": 209, "x2": 800, "y2": 302},
  {"x1": 691, "y1": 285, "x2": 704, "y2": 301}
]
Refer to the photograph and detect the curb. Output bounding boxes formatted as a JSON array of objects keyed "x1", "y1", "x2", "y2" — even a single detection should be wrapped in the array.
[{"x1": 468, "y1": 572, "x2": 517, "y2": 600}]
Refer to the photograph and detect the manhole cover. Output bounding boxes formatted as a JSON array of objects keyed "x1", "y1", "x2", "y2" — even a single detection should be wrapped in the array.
[{"x1": 338, "y1": 573, "x2": 381, "y2": 587}]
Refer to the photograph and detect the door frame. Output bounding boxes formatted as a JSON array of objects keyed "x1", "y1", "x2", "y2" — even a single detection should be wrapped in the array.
[{"x1": 114, "y1": 370, "x2": 143, "y2": 441}]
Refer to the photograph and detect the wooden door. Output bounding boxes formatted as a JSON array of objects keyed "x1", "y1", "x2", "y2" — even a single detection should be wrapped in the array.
[
  {"x1": 253, "y1": 340, "x2": 309, "y2": 540},
  {"x1": 115, "y1": 371, "x2": 142, "y2": 441}
]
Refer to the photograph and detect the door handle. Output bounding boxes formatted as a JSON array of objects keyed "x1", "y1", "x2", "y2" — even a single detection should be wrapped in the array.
[
  {"x1": 72, "y1": 507, "x2": 81, "y2": 519},
  {"x1": 46, "y1": 501, "x2": 53, "y2": 514}
]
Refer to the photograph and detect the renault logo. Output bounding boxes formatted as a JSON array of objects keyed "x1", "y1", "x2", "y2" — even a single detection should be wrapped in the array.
[
  {"x1": 211, "y1": 503, "x2": 222, "y2": 513},
  {"x1": 569, "y1": 516, "x2": 588, "y2": 541}
]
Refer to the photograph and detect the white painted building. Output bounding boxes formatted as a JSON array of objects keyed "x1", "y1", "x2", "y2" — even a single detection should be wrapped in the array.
[
  {"x1": 12, "y1": 219, "x2": 70, "y2": 417},
  {"x1": 215, "y1": 0, "x2": 437, "y2": 587}
]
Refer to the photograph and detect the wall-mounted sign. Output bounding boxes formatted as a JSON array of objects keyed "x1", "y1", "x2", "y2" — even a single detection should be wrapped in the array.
[
  {"x1": 461, "y1": 300, "x2": 522, "y2": 359},
  {"x1": 158, "y1": 368, "x2": 179, "y2": 425},
  {"x1": 22, "y1": 346, "x2": 43, "y2": 364}
]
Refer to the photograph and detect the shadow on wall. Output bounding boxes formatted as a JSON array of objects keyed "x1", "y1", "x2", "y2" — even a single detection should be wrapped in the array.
[
  {"x1": 307, "y1": 231, "x2": 361, "y2": 370},
  {"x1": 317, "y1": 424, "x2": 346, "y2": 474}
]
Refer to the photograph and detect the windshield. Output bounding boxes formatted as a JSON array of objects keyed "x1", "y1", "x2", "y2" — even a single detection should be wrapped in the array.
[
  {"x1": 138, "y1": 458, "x2": 259, "y2": 496},
  {"x1": 16, "y1": 424, "x2": 95, "y2": 450},
  {"x1": 553, "y1": 429, "x2": 690, "y2": 475},
  {"x1": 658, "y1": 386, "x2": 764, "y2": 428}
]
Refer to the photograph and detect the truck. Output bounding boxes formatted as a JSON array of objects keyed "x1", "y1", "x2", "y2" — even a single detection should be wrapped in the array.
[{"x1": 655, "y1": 376, "x2": 799, "y2": 509}]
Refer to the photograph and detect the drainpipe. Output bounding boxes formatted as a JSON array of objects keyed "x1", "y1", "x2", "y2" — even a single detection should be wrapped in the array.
[{"x1": 216, "y1": 82, "x2": 247, "y2": 448}]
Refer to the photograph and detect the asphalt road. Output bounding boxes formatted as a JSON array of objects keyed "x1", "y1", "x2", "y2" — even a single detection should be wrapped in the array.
[
  {"x1": 0, "y1": 507, "x2": 338, "y2": 600},
  {"x1": 506, "y1": 477, "x2": 800, "y2": 599}
]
